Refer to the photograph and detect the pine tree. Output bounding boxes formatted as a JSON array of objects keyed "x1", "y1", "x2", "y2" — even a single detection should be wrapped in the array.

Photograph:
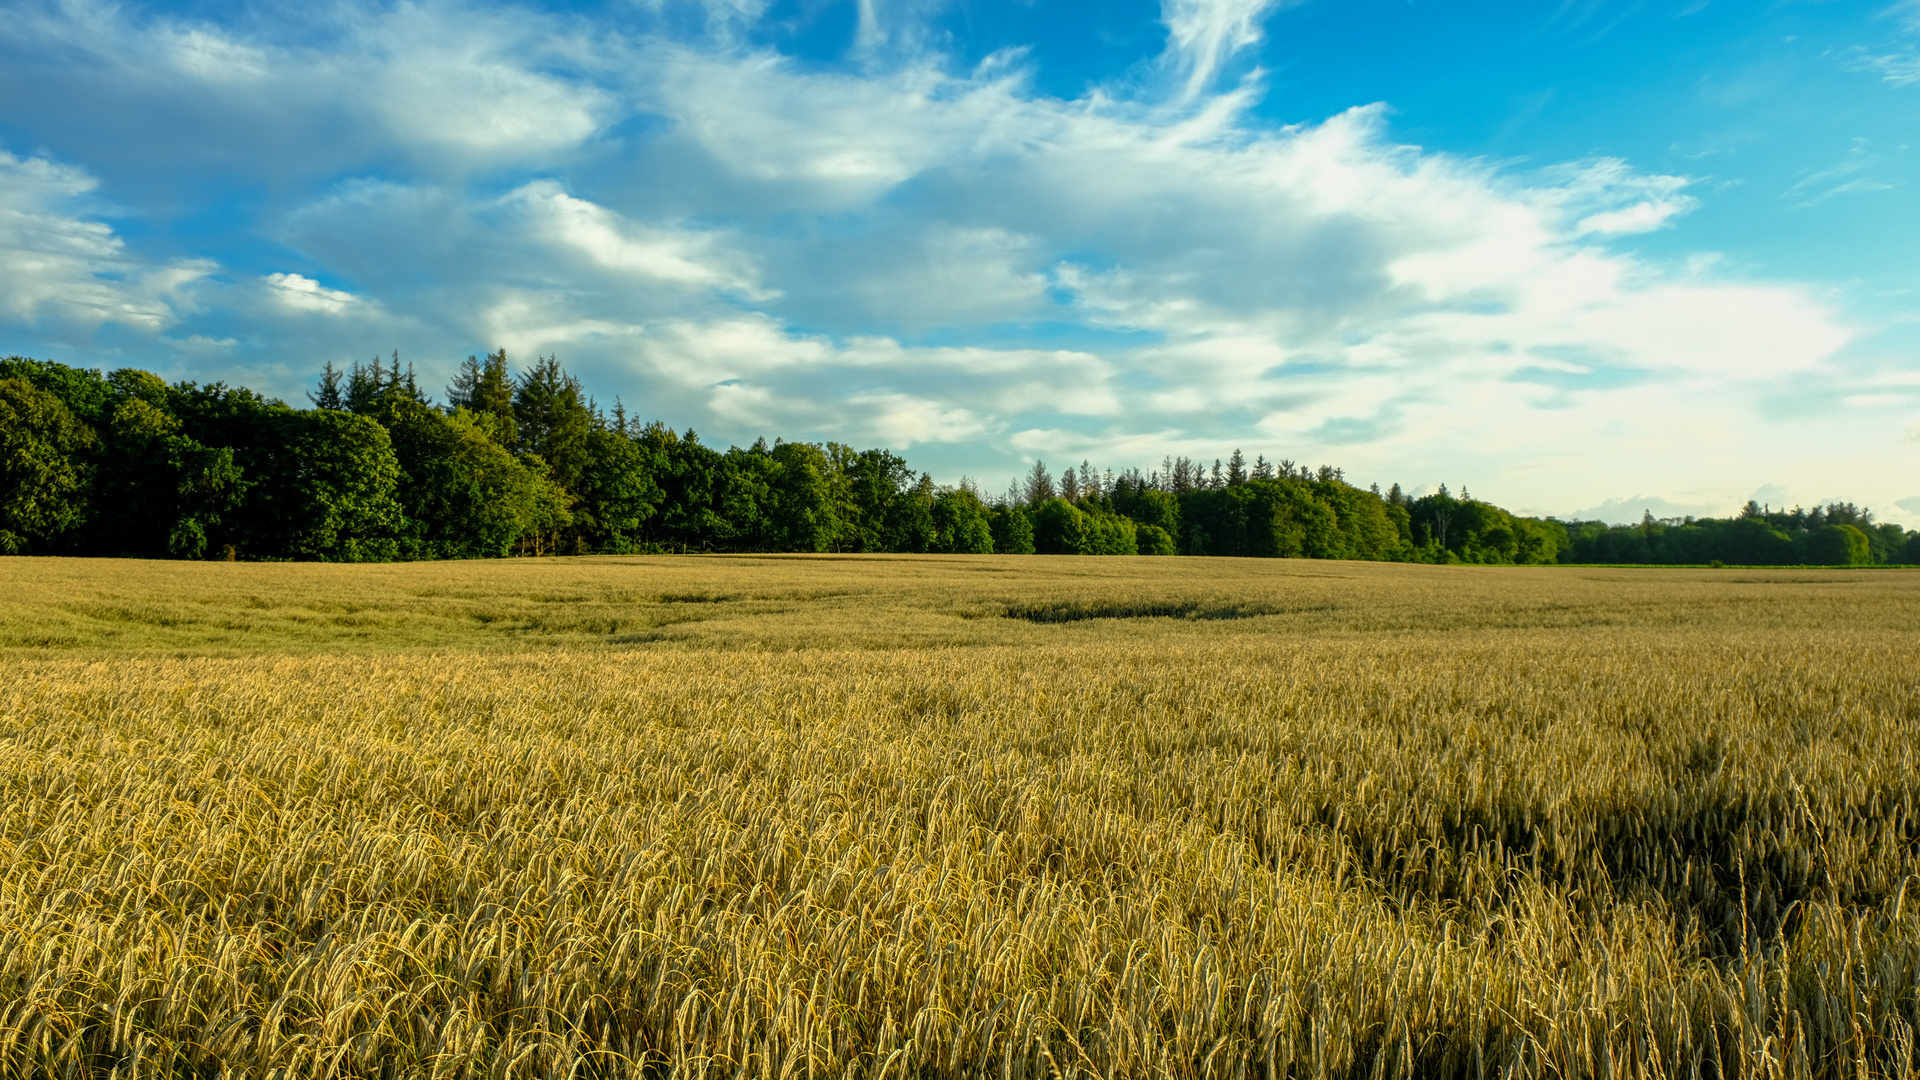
[
  {"x1": 343, "y1": 356, "x2": 385, "y2": 413},
  {"x1": 447, "y1": 350, "x2": 517, "y2": 448},
  {"x1": 515, "y1": 354, "x2": 591, "y2": 487},
  {"x1": 401, "y1": 357, "x2": 426, "y2": 404},
  {"x1": 447, "y1": 356, "x2": 484, "y2": 410},
  {"x1": 1226, "y1": 449, "x2": 1247, "y2": 486},
  {"x1": 1022, "y1": 460, "x2": 1055, "y2": 507},
  {"x1": 309, "y1": 361, "x2": 345, "y2": 410},
  {"x1": 1170, "y1": 457, "x2": 1196, "y2": 494}
]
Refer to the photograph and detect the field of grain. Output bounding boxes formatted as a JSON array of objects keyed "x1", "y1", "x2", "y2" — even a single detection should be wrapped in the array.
[{"x1": 3, "y1": 555, "x2": 1918, "y2": 1078}]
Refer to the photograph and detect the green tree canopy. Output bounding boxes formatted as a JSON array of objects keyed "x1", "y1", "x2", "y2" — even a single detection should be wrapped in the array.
[
  {"x1": 372, "y1": 396, "x2": 571, "y2": 558},
  {"x1": 261, "y1": 409, "x2": 406, "y2": 561},
  {"x1": 932, "y1": 488, "x2": 995, "y2": 554},
  {"x1": 93, "y1": 395, "x2": 244, "y2": 559},
  {"x1": 0, "y1": 378, "x2": 95, "y2": 554}
]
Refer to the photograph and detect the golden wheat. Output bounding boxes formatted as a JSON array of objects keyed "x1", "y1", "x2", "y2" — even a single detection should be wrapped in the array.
[
  {"x1": 1, "y1": 555, "x2": 1917, "y2": 1078},
  {"x1": 3, "y1": 554, "x2": 1915, "y2": 654}
]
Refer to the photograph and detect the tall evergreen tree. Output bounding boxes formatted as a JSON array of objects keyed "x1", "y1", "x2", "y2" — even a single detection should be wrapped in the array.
[
  {"x1": 309, "y1": 362, "x2": 346, "y2": 410},
  {"x1": 448, "y1": 350, "x2": 517, "y2": 448},
  {"x1": 512, "y1": 355, "x2": 593, "y2": 491},
  {"x1": 1022, "y1": 460, "x2": 1055, "y2": 507},
  {"x1": 343, "y1": 356, "x2": 387, "y2": 414}
]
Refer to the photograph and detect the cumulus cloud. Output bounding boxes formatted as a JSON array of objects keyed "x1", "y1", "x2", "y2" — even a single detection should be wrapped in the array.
[
  {"x1": 0, "y1": 0, "x2": 1905, "y2": 520},
  {"x1": 264, "y1": 273, "x2": 360, "y2": 314}
]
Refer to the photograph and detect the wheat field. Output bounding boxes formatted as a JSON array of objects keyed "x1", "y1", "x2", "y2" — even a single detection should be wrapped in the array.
[{"x1": 3, "y1": 555, "x2": 1918, "y2": 1078}]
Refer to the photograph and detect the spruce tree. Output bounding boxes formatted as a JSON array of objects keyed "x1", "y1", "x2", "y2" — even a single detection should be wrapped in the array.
[
  {"x1": 1022, "y1": 460, "x2": 1054, "y2": 507},
  {"x1": 309, "y1": 362, "x2": 345, "y2": 410},
  {"x1": 448, "y1": 350, "x2": 517, "y2": 448}
]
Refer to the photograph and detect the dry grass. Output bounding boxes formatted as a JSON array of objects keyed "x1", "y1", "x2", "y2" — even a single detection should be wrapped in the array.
[{"x1": 1, "y1": 555, "x2": 1918, "y2": 1078}]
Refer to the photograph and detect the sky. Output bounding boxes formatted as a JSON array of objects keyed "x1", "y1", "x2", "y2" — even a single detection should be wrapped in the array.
[{"x1": 1, "y1": 0, "x2": 1917, "y2": 524}]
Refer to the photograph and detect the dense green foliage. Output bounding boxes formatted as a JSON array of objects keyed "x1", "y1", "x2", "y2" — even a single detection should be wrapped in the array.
[
  {"x1": 2, "y1": 352, "x2": 1914, "y2": 564},
  {"x1": 0, "y1": 377, "x2": 96, "y2": 555},
  {"x1": 1565, "y1": 503, "x2": 1916, "y2": 567}
]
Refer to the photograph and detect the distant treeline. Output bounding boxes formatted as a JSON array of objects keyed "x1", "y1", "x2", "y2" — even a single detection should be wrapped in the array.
[{"x1": 2, "y1": 352, "x2": 1915, "y2": 566}]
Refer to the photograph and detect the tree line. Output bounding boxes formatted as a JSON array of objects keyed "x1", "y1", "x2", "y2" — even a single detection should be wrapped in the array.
[{"x1": 2, "y1": 352, "x2": 1915, "y2": 566}]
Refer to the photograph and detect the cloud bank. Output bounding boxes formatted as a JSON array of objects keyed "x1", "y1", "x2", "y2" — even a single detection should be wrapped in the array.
[{"x1": 0, "y1": 0, "x2": 1913, "y2": 523}]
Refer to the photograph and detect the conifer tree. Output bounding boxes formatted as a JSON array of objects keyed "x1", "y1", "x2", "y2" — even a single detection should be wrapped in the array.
[
  {"x1": 309, "y1": 362, "x2": 345, "y2": 410},
  {"x1": 1022, "y1": 460, "x2": 1055, "y2": 507},
  {"x1": 447, "y1": 350, "x2": 517, "y2": 448}
]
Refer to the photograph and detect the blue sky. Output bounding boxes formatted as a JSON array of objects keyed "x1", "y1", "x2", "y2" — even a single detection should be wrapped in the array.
[{"x1": 1, "y1": 0, "x2": 1917, "y2": 523}]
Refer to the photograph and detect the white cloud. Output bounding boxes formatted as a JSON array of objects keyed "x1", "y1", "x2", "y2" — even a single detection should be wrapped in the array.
[
  {"x1": 854, "y1": 0, "x2": 954, "y2": 60},
  {"x1": 345, "y1": 10, "x2": 609, "y2": 159},
  {"x1": 1576, "y1": 201, "x2": 1688, "y2": 235},
  {"x1": 624, "y1": 316, "x2": 1120, "y2": 442},
  {"x1": 0, "y1": 0, "x2": 1905, "y2": 522},
  {"x1": 847, "y1": 391, "x2": 989, "y2": 446},
  {"x1": 1848, "y1": 6, "x2": 1920, "y2": 86},
  {"x1": 1854, "y1": 50, "x2": 1920, "y2": 85},
  {"x1": 501, "y1": 181, "x2": 765, "y2": 295},
  {"x1": 1785, "y1": 140, "x2": 1898, "y2": 206},
  {"x1": 161, "y1": 26, "x2": 272, "y2": 82},
  {"x1": 1161, "y1": 0, "x2": 1299, "y2": 99},
  {"x1": 264, "y1": 273, "x2": 359, "y2": 314},
  {"x1": 0, "y1": 151, "x2": 209, "y2": 330},
  {"x1": 0, "y1": 1, "x2": 611, "y2": 171}
]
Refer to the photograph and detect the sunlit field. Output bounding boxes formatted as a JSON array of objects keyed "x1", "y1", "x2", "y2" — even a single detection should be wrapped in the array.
[{"x1": 3, "y1": 556, "x2": 1918, "y2": 1078}]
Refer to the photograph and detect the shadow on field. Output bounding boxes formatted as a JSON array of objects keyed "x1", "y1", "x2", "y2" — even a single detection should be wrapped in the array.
[
  {"x1": 1296, "y1": 752, "x2": 1920, "y2": 958},
  {"x1": 1002, "y1": 599, "x2": 1322, "y2": 622}
]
